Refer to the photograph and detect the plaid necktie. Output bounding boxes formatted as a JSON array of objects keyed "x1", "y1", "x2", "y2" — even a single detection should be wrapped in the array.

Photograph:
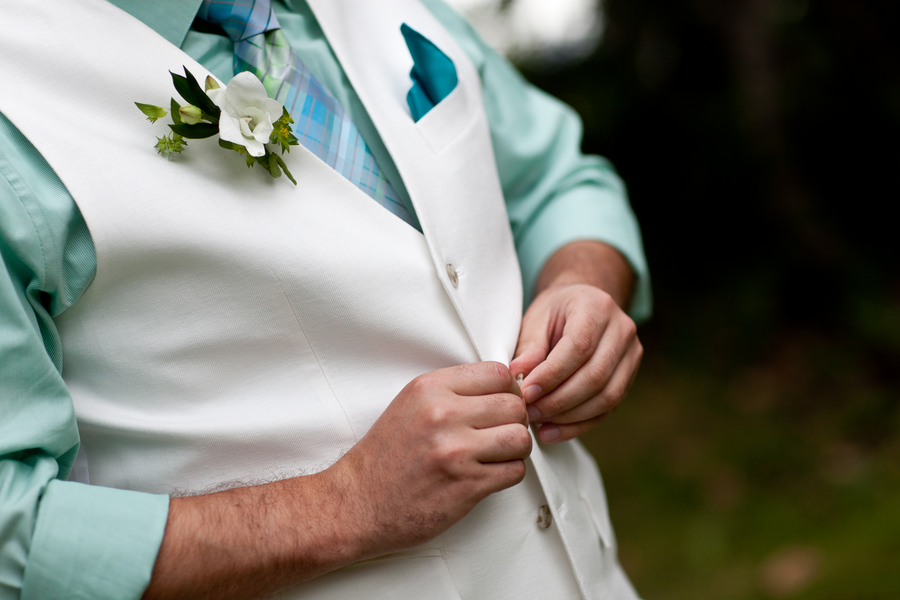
[{"x1": 198, "y1": 0, "x2": 415, "y2": 226}]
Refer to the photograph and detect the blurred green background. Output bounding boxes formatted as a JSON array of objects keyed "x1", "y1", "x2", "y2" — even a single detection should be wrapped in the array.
[{"x1": 513, "y1": 0, "x2": 900, "y2": 597}]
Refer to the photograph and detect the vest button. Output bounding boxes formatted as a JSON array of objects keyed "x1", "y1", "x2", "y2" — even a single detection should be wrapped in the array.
[
  {"x1": 446, "y1": 263, "x2": 459, "y2": 288},
  {"x1": 537, "y1": 504, "x2": 552, "y2": 529}
]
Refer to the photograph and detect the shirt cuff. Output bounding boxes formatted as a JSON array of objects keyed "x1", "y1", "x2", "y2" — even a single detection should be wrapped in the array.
[
  {"x1": 515, "y1": 184, "x2": 653, "y2": 323},
  {"x1": 22, "y1": 480, "x2": 169, "y2": 600}
]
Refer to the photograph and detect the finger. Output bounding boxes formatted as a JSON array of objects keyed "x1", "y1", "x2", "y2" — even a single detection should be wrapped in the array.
[
  {"x1": 444, "y1": 362, "x2": 521, "y2": 397},
  {"x1": 509, "y1": 305, "x2": 552, "y2": 384},
  {"x1": 522, "y1": 307, "x2": 610, "y2": 405},
  {"x1": 478, "y1": 460, "x2": 528, "y2": 493},
  {"x1": 520, "y1": 307, "x2": 610, "y2": 403},
  {"x1": 530, "y1": 323, "x2": 637, "y2": 419},
  {"x1": 466, "y1": 393, "x2": 529, "y2": 429},
  {"x1": 473, "y1": 423, "x2": 533, "y2": 463},
  {"x1": 538, "y1": 340, "x2": 642, "y2": 425},
  {"x1": 536, "y1": 414, "x2": 609, "y2": 444}
]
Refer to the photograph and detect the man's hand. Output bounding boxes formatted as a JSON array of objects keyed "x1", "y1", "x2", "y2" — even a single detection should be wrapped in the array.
[
  {"x1": 509, "y1": 241, "x2": 643, "y2": 444},
  {"x1": 330, "y1": 362, "x2": 532, "y2": 554},
  {"x1": 143, "y1": 363, "x2": 530, "y2": 600}
]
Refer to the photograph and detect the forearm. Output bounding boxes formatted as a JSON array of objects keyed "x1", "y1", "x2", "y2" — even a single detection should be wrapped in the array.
[
  {"x1": 144, "y1": 362, "x2": 532, "y2": 600},
  {"x1": 534, "y1": 240, "x2": 635, "y2": 308},
  {"x1": 144, "y1": 469, "x2": 362, "y2": 600},
  {"x1": 143, "y1": 467, "x2": 366, "y2": 600}
]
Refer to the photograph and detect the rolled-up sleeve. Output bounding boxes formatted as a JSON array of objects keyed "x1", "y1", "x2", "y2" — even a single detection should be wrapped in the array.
[
  {"x1": 0, "y1": 113, "x2": 170, "y2": 600},
  {"x1": 21, "y1": 480, "x2": 169, "y2": 600}
]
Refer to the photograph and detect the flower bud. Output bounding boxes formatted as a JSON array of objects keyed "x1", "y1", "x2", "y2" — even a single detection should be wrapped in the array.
[
  {"x1": 205, "y1": 76, "x2": 221, "y2": 91},
  {"x1": 179, "y1": 104, "x2": 203, "y2": 125}
]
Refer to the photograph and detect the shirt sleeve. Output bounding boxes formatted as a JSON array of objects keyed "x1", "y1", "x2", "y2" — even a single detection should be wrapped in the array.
[
  {"x1": 420, "y1": 0, "x2": 652, "y2": 320},
  {"x1": 0, "y1": 112, "x2": 170, "y2": 600}
]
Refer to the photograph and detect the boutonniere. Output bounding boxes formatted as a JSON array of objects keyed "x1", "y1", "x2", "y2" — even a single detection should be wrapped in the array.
[{"x1": 135, "y1": 67, "x2": 300, "y2": 184}]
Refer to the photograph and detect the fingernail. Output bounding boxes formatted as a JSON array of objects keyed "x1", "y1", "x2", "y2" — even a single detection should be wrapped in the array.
[
  {"x1": 516, "y1": 373, "x2": 524, "y2": 386},
  {"x1": 523, "y1": 385, "x2": 542, "y2": 403},
  {"x1": 527, "y1": 406, "x2": 541, "y2": 422},
  {"x1": 540, "y1": 425, "x2": 561, "y2": 443}
]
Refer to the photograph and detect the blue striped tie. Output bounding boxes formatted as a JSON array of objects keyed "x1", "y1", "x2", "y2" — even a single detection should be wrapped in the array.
[{"x1": 198, "y1": 0, "x2": 416, "y2": 226}]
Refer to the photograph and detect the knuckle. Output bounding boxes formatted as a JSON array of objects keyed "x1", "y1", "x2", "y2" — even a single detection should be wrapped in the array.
[
  {"x1": 508, "y1": 460, "x2": 527, "y2": 484},
  {"x1": 406, "y1": 373, "x2": 433, "y2": 397},
  {"x1": 494, "y1": 393, "x2": 526, "y2": 418},
  {"x1": 541, "y1": 397, "x2": 568, "y2": 415},
  {"x1": 542, "y1": 360, "x2": 568, "y2": 386},
  {"x1": 591, "y1": 288, "x2": 614, "y2": 310},
  {"x1": 584, "y1": 364, "x2": 611, "y2": 392},
  {"x1": 513, "y1": 397, "x2": 529, "y2": 425},
  {"x1": 569, "y1": 331, "x2": 595, "y2": 361},
  {"x1": 453, "y1": 362, "x2": 478, "y2": 382},
  {"x1": 432, "y1": 438, "x2": 467, "y2": 474},
  {"x1": 496, "y1": 427, "x2": 518, "y2": 449},
  {"x1": 622, "y1": 316, "x2": 637, "y2": 338},
  {"x1": 517, "y1": 426, "x2": 533, "y2": 454},
  {"x1": 541, "y1": 394, "x2": 567, "y2": 416},
  {"x1": 485, "y1": 361, "x2": 513, "y2": 387},
  {"x1": 595, "y1": 390, "x2": 625, "y2": 414},
  {"x1": 423, "y1": 402, "x2": 452, "y2": 428},
  {"x1": 600, "y1": 389, "x2": 622, "y2": 412},
  {"x1": 492, "y1": 393, "x2": 526, "y2": 422}
]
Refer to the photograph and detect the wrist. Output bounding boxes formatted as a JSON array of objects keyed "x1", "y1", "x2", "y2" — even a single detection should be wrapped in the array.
[
  {"x1": 283, "y1": 467, "x2": 370, "y2": 571},
  {"x1": 535, "y1": 240, "x2": 634, "y2": 309}
]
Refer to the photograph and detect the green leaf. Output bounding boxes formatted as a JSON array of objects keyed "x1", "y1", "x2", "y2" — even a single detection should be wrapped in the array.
[
  {"x1": 266, "y1": 152, "x2": 282, "y2": 178},
  {"x1": 169, "y1": 122, "x2": 219, "y2": 139},
  {"x1": 275, "y1": 154, "x2": 297, "y2": 185},
  {"x1": 135, "y1": 102, "x2": 168, "y2": 123},
  {"x1": 215, "y1": 137, "x2": 294, "y2": 183},
  {"x1": 171, "y1": 67, "x2": 221, "y2": 120},
  {"x1": 185, "y1": 68, "x2": 221, "y2": 119},
  {"x1": 171, "y1": 72, "x2": 198, "y2": 107},
  {"x1": 170, "y1": 98, "x2": 183, "y2": 125}
]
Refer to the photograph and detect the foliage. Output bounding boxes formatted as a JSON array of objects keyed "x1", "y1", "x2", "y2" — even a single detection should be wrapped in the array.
[{"x1": 135, "y1": 67, "x2": 299, "y2": 183}]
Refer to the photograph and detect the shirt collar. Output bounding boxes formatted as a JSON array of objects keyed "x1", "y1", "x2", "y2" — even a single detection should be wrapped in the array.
[{"x1": 107, "y1": 0, "x2": 205, "y2": 47}]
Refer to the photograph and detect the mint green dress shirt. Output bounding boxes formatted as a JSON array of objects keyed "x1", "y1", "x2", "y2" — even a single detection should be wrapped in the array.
[{"x1": 0, "y1": 1, "x2": 650, "y2": 598}]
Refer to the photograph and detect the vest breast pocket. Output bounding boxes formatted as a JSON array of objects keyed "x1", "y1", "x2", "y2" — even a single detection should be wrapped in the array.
[{"x1": 414, "y1": 80, "x2": 476, "y2": 153}]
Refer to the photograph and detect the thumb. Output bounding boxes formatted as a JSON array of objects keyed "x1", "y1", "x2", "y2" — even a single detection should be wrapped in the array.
[{"x1": 509, "y1": 318, "x2": 550, "y2": 393}]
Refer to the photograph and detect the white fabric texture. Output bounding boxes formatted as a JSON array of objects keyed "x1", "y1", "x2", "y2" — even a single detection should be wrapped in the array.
[{"x1": 0, "y1": 0, "x2": 639, "y2": 598}]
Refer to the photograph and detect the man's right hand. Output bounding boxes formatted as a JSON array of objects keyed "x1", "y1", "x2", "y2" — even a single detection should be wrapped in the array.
[
  {"x1": 330, "y1": 361, "x2": 532, "y2": 556},
  {"x1": 143, "y1": 362, "x2": 531, "y2": 600}
]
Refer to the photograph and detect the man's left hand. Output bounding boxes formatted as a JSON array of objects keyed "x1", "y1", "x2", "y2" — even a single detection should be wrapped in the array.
[{"x1": 509, "y1": 241, "x2": 643, "y2": 444}]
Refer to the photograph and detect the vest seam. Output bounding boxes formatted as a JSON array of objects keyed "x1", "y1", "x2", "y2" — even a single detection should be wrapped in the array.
[{"x1": 274, "y1": 281, "x2": 360, "y2": 444}]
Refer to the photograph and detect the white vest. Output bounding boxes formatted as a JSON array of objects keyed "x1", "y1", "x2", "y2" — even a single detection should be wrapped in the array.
[{"x1": 0, "y1": 1, "x2": 639, "y2": 598}]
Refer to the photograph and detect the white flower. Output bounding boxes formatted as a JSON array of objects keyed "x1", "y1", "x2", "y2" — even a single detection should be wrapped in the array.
[{"x1": 208, "y1": 72, "x2": 283, "y2": 157}]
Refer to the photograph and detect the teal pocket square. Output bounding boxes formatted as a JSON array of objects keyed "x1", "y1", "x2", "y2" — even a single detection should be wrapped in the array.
[{"x1": 401, "y1": 23, "x2": 458, "y2": 122}]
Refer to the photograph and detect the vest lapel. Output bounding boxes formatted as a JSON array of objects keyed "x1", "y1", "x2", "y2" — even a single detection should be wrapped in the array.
[{"x1": 306, "y1": 0, "x2": 523, "y2": 364}]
